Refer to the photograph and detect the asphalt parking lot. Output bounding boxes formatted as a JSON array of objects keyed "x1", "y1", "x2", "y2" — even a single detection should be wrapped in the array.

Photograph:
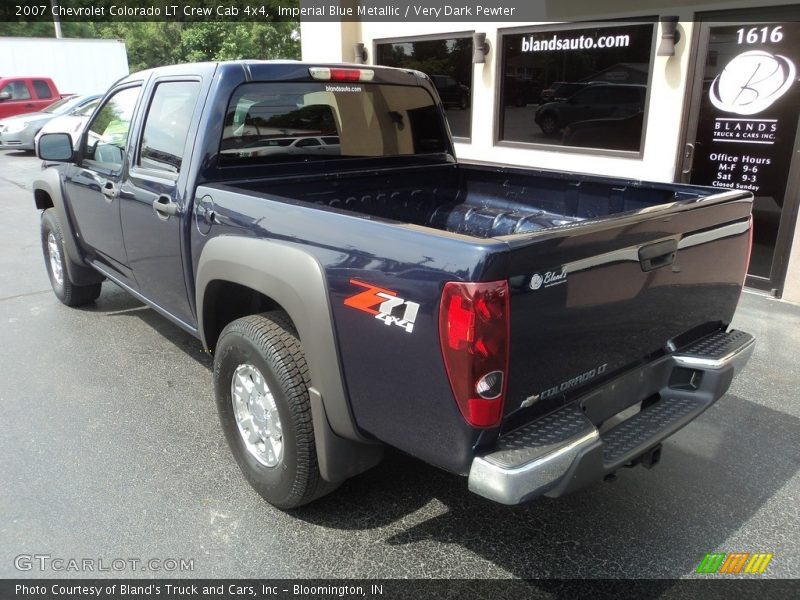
[{"x1": 1, "y1": 149, "x2": 798, "y2": 580}]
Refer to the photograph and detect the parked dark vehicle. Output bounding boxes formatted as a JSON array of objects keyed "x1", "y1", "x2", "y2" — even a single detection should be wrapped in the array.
[
  {"x1": 34, "y1": 61, "x2": 754, "y2": 510},
  {"x1": 539, "y1": 81, "x2": 590, "y2": 104},
  {"x1": 535, "y1": 83, "x2": 646, "y2": 136},
  {"x1": 503, "y1": 76, "x2": 541, "y2": 107},
  {"x1": 431, "y1": 74, "x2": 470, "y2": 109},
  {"x1": 562, "y1": 111, "x2": 645, "y2": 151}
]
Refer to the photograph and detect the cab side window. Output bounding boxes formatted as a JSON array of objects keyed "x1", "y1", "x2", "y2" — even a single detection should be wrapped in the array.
[
  {"x1": 32, "y1": 80, "x2": 53, "y2": 99},
  {"x1": 138, "y1": 81, "x2": 201, "y2": 174},
  {"x1": 0, "y1": 81, "x2": 31, "y2": 100},
  {"x1": 82, "y1": 86, "x2": 140, "y2": 172}
]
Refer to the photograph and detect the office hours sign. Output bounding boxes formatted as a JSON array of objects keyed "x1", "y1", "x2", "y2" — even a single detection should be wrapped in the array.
[{"x1": 691, "y1": 22, "x2": 800, "y2": 201}]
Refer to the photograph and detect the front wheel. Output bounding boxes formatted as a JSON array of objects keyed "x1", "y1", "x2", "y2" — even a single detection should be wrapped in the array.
[
  {"x1": 214, "y1": 311, "x2": 336, "y2": 509},
  {"x1": 539, "y1": 114, "x2": 559, "y2": 136},
  {"x1": 41, "y1": 208, "x2": 101, "y2": 307}
]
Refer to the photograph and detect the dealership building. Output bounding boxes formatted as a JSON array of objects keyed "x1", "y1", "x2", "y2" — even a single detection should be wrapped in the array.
[{"x1": 301, "y1": 1, "x2": 800, "y2": 303}]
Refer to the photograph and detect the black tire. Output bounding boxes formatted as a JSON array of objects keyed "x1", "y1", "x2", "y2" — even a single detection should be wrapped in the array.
[
  {"x1": 214, "y1": 311, "x2": 336, "y2": 509},
  {"x1": 539, "y1": 113, "x2": 559, "y2": 136},
  {"x1": 41, "y1": 208, "x2": 102, "y2": 307},
  {"x1": 459, "y1": 94, "x2": 469, "y2": 110}
]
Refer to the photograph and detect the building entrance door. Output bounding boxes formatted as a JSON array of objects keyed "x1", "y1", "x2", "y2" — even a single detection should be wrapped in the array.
[{"x1": 680, "y1": 7, "x2": 800, "y2": 294}]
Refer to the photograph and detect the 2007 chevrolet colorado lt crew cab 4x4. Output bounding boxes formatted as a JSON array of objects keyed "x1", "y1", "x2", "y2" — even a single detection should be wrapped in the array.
[{"x1": 34, "y1": 61, "x2": 755, "y2": 509}]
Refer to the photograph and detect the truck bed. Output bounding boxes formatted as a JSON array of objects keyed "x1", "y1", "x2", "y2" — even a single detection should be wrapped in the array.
[
  {"x1": 232, "y1": 162, "x2": 714, "y2": 238},
  {"x1": 207, "y1": 161, "x2": 752, "y2": 474}
]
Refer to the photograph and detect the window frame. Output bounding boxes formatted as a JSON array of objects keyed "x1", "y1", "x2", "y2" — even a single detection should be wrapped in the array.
[
  {"x1": 133, "y1": 77, "x2": 203, "y2": 180},
  {"x1": 494, "y1": 20, "x2": 658, "y2": 158},
  {"x1": 373, "y1": 31, "x2": 474, "y2": 143}
]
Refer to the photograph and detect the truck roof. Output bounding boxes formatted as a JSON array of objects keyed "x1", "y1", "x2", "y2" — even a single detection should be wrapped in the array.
[{"x1": 116, "y1": 60, "x2": 427, "y2": 89}]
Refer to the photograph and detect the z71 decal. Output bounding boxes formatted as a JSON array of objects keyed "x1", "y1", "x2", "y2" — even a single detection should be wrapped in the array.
[{"x1": 344, "y1": 279, "x2": 420, "y2": 334}]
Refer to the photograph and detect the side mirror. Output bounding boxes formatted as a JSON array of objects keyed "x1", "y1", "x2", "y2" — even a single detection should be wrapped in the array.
[
  {"x1": 37, "y1": 132, "x2": 74, "y2": 162},
  {"x1": 0, "y1": 92, "x2": 11, "y2": 101}
]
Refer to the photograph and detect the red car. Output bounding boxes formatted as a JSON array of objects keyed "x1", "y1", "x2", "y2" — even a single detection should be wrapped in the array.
[{"x1": 0, "y1": 77, "x2": 64, "y2": 119}]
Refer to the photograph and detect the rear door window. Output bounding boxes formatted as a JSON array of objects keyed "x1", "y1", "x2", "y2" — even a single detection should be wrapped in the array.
[
  {"x1": 33, "y1": 80, "x2": 53, "y2": 99},
  {"x1": 604, "y1": 86, "x2": 645, "y2": 105},
  {"x1": 572, "y1": 87, "x2": 604, "y2": 104},
  {"x1": 138, "y1": 81, "x2": 201, "y2": 174}
]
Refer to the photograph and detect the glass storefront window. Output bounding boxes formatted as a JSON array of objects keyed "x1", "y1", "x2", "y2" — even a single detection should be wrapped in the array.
[
  {"x1": 499, "y1": 23, "x2": 655, "y2": 152},
  {"x1": 687, "y1": 20, "x2": 800, "y2": 283},
  {"x1": 376, "y1": 36, "x2": 472, "y2": 139}
]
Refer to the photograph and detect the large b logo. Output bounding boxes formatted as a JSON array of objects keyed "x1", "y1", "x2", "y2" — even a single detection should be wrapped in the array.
[{"x1": 709, "y1": 50, "x2": 796, "y2": 116}]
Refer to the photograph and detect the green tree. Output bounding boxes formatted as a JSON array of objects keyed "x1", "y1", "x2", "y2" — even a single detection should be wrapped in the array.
[
  {"x1": 93, "y1": 22, "x2": 184, "y2": 72},
  {"x1": 0, "y1": 0, "x2": 300, "y2": 72},
  {"x1": 0, "y1": 20, "x2": 99, "y2": 38},
  {"x1": 216, "y1": 23, "x2": 298, "y2": 61}
]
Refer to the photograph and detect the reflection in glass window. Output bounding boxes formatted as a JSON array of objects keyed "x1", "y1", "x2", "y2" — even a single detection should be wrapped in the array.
[
  {"x1": 33, "y1": 80, "x2": 53, "y2": 99},
  {"x1": 140, "y1": 81, "x2": 201, "y2": 173},
  {"x1": 219, "y1": 82, "x2": 447, "y2": 167},
  {"x1": 500, "y1": 23, "x2": 654, "y2": 151},
  {"x1": 376, "y1": 37, "x2": 472, "y2": 139},
  {"x1": 83, "y1": 86, "x2": 141, "y2": 171},
  {"x1": 0, "y1": 81, "x2": 31, "y2": 100}
]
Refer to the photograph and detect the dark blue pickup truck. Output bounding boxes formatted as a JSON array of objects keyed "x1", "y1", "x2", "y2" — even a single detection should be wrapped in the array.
[{"x1": 34, "y1": 61, "x2": 755, "y2": 509}]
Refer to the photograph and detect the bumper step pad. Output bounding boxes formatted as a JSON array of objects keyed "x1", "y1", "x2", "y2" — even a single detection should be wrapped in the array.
[
  {"x1": 601, "y1": 396, "x2": 698, "y2": 466},
  {"x1": 679, "y1": 329, "x2": 752, "y2": 359},
  {"x1": 486, "y1": 404, "x2": 594, "y2": 469}
]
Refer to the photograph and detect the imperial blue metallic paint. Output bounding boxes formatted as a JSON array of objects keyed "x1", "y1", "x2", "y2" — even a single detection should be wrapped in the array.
[{"x1": 37, "y1": 61, "x2": 754, "y2": 482}]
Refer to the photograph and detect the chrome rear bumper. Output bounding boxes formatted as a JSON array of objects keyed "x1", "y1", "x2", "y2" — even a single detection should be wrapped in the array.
[{"x1": 468, "y1": 329, "x2": 755, "y2": 505}]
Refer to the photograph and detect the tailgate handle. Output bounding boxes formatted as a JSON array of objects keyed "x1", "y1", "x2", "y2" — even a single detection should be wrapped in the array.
[{"x1": 639, "y1": 239, "x2": 677, "y2": 272}]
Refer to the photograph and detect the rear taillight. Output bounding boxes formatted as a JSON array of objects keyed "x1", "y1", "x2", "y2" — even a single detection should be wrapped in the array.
[
  {"x1": 439, "y1": 281, "x2": 510, "y2": 428},
  {"x1": 308, "y1": 67, "x2": 375, "y2": 82}
]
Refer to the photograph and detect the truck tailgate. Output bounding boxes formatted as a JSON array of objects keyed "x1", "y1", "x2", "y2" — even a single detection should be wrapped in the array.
[{"x1": 499, "y1": 189, "x2": 753, "y2": 424}]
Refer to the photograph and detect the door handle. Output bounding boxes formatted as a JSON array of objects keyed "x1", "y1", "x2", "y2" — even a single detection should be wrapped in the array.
[
  {"x1": 101, "y1": 181, "x2": 118, "y2": 199},
  {"x1": 153, "y1": 195, "x2": 178, "y2": 218},
  {"x1": 639, "y1": 239, "x2": 678, "y2": 272}
]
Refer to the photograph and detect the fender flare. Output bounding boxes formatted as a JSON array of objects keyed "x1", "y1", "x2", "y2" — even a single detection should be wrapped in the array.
[
  {"x1": 196, "y1": 236, "x2": 382, "y2": 482},
  {"x1": 33, "y1": 169, "x2": 104, "y2": 286}
]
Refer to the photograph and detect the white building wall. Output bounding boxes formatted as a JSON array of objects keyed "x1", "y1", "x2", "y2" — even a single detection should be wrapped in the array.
[
  {"x1": 355, "y1": 19, "x2": 693, "y2": 183},
  {"x1": 783, "y1": 220, "x2": 800, "y2": 304},
  {"x1": 300, "y1": 3, "x2": 722, "y2": 183},
  {"x1": 300, "y1": 1, "x2": 800, "y2": 302},
  {"x1": 0, "y1": 37, "x2": 129, "y2": 95}
]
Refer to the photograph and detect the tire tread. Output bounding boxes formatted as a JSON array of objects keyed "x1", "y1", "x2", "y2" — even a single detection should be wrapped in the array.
[
  {"x1": 41, "y1": 208, "x2": 101, "y2": 307},
  {"x1": 215, "y1": 311, "x2": 331, "y2": 508}
]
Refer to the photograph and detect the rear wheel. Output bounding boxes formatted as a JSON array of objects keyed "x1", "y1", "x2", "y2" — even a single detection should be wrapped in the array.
[
  {"x1": 41, "y1": 209, "x2": 101, "y2": 307},
  {"x1": 214, "y1": 311, "x2": 336, "y2": 509}
]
